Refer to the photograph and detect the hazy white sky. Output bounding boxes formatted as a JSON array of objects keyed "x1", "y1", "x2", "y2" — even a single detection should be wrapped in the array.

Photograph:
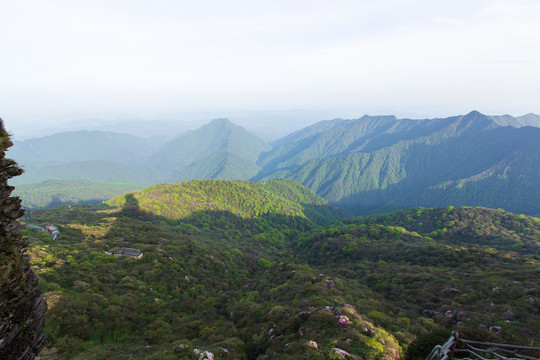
[{"x1": 1, "y1": 0, "x2": 540, "y2": 125}]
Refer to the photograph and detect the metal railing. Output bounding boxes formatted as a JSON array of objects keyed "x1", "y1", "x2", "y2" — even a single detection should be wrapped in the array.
[{"x1": 426, "y1": 331, "x2": 540, "y2": 360}]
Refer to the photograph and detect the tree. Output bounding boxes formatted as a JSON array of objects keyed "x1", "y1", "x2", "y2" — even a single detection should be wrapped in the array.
[{"x1": 0, "y1": 118, "x2": 46, "y2": 359}]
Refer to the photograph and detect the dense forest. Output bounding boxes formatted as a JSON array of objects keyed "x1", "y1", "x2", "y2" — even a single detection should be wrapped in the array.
[{"x1": 19, "y1": 179, "x2": 540, "y2": 359}]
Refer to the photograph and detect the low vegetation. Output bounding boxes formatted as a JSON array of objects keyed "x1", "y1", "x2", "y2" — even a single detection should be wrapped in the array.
[{"x1": 20, "y1": 180, "x2": 540, "y2": 359}]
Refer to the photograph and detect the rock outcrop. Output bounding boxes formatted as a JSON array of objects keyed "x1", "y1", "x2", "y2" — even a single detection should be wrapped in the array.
[{"x1": 0, "y1": 119, "x2": 46, "y2": 359}]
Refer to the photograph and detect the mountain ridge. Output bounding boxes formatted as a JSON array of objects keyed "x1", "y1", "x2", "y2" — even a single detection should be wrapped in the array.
[
  {"x1": 7, "y1": 111, "x2": 540, "y2": 215},
  {"x1": 258, "y1": 111, "x2": 540, "y2": 215}
]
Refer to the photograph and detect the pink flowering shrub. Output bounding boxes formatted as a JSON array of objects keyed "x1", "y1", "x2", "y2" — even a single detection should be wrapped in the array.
[
  {"x1": 337, "y1": 315, "x2": 352, "y2": 326},
  {"x1": 193, "y1": 349, "x2": 214, "y2": 360}
]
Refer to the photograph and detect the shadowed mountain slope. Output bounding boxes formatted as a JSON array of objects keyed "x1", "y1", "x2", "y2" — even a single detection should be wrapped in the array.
[{"x1": 258, "y1": 111, "x2": 540, "y2": 215}]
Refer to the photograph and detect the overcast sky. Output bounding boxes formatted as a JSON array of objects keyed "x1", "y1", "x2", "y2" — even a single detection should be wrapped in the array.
[{"x1": 1, "y1": 0, "x2": 540, "y2": 127}]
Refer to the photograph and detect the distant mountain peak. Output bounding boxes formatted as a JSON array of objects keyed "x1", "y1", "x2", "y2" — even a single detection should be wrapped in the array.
[
  {"x1": 208, "y1": 118, "x2": 235, "y2": 127},
  {"x1": 147, "y1": 118, "x2": 270, "y2": 177},
  {"x1": 465, "y1": 110, "x2": 483, "y2": 116},
  {"x1": 459, "y1": 110, "x2": 494, "y2": 128}
]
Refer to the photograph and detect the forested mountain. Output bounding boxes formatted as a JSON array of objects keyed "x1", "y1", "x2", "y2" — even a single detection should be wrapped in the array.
[
  {"x1": 148, "y1": 118, "x2": 271, "y2": 180},
  {"x1": 21, "y1": 179, "x2": 540, "y2": 359},
  {"x1": 257, "y1": 111, "x2": 540, "y2": 215}
]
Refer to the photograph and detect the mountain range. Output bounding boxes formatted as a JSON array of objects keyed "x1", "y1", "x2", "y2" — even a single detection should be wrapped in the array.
[
  {"x1": 8, "y1": 111, "x2": 540, "y2": 215},
  {"x1": 256, "y1": 111, "x2": 540, "y2": 215}
]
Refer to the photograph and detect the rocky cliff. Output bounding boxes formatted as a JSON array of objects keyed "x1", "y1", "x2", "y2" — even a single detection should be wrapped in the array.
[{"x1": 0, "y1": 119, "x2": 46, "y2": 359}]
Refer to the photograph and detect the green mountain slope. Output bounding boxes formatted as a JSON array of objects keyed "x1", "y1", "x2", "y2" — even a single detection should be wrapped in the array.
[
  {"x1": 295, "y1": 207, "x2": 540, "y2": 341},
  {"x1": 149, "y1": 119, "x2": 270, "y2": 179},
  {"x1": 177, "y1": 150, "x2": 263, "y2": 181},
  {"x1": 259, "y1": 111, "x2": 540, "y2": 215},
  {"x1": 20, "y1": 178, "x2": 540, "y2": 359},
  {"x1": 105, "y1": 179, "x2": 342, "y2": 227},
  {"x1": 349, "y1": 206, "x2": 540, "y2": 253},
  {"x1": 259, "y1": 115, "x2": 407, "y2": 171}
]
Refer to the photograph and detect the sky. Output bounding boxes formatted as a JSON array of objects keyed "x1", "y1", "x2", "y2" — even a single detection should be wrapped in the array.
[{"x1": 1, "y1": 0, "x2": 540, "y2": 130}]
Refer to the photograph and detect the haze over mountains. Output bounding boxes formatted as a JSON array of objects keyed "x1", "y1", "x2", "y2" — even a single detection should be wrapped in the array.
[{"x1": 9, "y1": 111, "x2": 540, "y2": 215}]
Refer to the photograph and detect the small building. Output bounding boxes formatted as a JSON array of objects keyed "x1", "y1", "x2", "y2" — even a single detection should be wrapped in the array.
[
  {"x1": 44, "y1": 224, "x2": 60, "y2": 239},
  {"x1": 114, "y1": 247, "x2": 143, "y2": 259}
]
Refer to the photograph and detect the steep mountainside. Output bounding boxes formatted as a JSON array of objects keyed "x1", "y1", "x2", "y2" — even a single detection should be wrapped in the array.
[
  {"x1": 259, "y1": 115, "x2": 409, "y2": 170},
  {"x1": 177, "y1": 150, "x2": 262, "y2": 181},
  {"x1": 0, "y1": 119, "x2": 46, "y2": 359},
  {"x1": 258, "y1": 111, "x2": 540, "y2": 215},
  {"x1": 148, "y1": 118, "x2": 270, "y2": 180},
  {"x1": 21, "y1": 179, "x2": 540, "y2": 359}
]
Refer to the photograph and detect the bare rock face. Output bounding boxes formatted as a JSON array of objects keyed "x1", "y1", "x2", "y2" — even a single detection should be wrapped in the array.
[{"x1": 0, "y1": 119, "x2": 47, "y2": 359}]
